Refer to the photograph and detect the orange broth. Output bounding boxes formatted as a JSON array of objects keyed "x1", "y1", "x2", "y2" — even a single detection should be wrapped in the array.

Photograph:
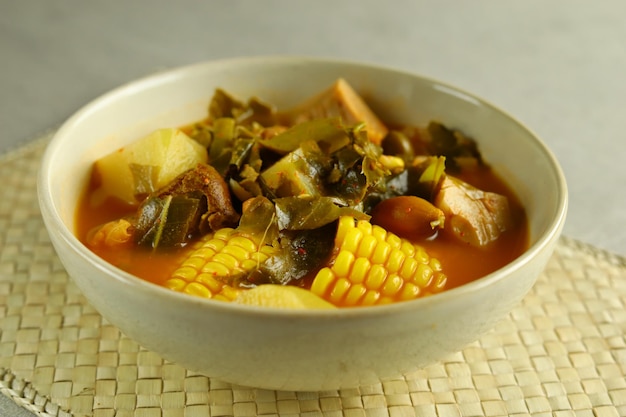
[{"x1": 76, "y1": 163, "x2": 529, "y2": 292}]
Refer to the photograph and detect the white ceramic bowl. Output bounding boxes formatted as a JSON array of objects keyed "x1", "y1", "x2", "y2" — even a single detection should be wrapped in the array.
[{"x1": 38, "y1": 56, "x2": 567, "y2": 391}]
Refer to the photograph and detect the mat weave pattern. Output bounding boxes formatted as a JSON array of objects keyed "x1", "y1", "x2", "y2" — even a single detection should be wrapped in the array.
[{"x1": 0, "y1": 135, "x2": 625, "y2": 417}]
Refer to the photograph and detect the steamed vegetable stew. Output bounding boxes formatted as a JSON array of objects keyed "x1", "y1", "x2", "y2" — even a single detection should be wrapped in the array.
[{"x1": 77, "y1": 79, "x2": 528, "y2": 308}]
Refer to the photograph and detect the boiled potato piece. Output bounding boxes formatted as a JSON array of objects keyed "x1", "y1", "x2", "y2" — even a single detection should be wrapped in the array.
[
  {"x1": 234, "y1": 284, "x2": 336, "y2": 309},
  {"x1": 93, "y1": 128, "x2": 208, "y2": 204}
]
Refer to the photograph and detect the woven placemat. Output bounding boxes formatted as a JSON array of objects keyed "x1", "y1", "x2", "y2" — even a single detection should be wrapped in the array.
[{"x1": 0, "y1": 135, "x2": 624, "y2": 417}]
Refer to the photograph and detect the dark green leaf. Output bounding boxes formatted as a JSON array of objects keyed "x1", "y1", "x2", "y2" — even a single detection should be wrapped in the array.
[
  {"x1": 257, "y1": 118, "x2": 350, "y2": 155},
  {"x1": 244, "y1": 223, "x2": 337, "y2": 286},
  {"x1": 237, "y1": 196, "x2": 279, "y2": 246},
  {"x1": 135, "y1": 195, "x2": 201, "y2": 249},
  {"x1": 208, "y1": 89, "x2": 245, "y2": 120},
  {"x1": 274, "y1": 195, "x2": 368, "y2": 230}
]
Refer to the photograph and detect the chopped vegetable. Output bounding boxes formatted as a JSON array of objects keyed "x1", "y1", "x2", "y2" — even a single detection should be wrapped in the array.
[
  {"x1": 93, "y1": 128, "x2": 208, "y2": 204},
  {"x1": 257, "y1": 118, "x2": 350, "y2": 155},
  {"x1": 135, "y1": 195, "x2": 200, "y2": 248},
  {"x1": 234, "y1": 285, "x2": 336, "y2": 309},
  {"x1": 434, "y1": 175, "x2": 512, "y2": 247},
  {"x1": 370, "y1": 196, "x2": 445, "y2": 240},
  {"x1": 425, "y1": 122, "x2": 483, "y2": 172},
  {"x1": 289, "y1": 78, "x2": 389, "y2": 145},
  {"x1": 87, "y1": 218, "x2": 134, "y2": 248}
]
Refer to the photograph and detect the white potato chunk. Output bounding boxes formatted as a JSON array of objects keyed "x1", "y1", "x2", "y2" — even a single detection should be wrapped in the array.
[{"x1": 93, "y1": 128, "x2": 208, "y2": 204}]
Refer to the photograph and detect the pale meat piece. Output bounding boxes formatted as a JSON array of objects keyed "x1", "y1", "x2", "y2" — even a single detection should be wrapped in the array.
[
  {"x1": 434, "y1": 176, "x2": 512, "y2": 247},
  {"x1": 290, "y1": 78, "x2": 388, "y2": 145}
]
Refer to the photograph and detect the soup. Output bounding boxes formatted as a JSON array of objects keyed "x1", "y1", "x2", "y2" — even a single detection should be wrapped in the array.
[{"x1": 76, "y1": 79, "x2": 528, "y2": 308}]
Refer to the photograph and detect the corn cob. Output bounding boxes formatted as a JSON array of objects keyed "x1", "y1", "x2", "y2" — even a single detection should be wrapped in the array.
[
  {"x1": 311, "y1": 216, "x2": 447, "y2": 307},
  {"x1": 164, "y1": 228, "x2": 278, "y2": 301},
  {"x1": 165, "y1": 217, "x2": 446, "y2": 307}
]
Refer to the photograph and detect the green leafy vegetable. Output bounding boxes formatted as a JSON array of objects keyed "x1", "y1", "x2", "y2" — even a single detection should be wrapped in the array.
[
  {"x1": 244, "y1": 222, "x2": 337, "y2": 286},
  {"x1": 417, "y1": 156, "x2": 447, "y2": 199},
  {"x1": 426, "y1": 121, "x2": 483, "y2": 171},
  {"x1": 274, "y1": 195, "x2": 368, "y2": 231},
  {"x1": 257, "y1": 118, "x2": 350, "y2": 155},
  {"x1": 135, "y1": 195, "x2": 202, "y2": 249},
  {"x1": 208, "y1": 118, "x2": 236, "y2": 175}
]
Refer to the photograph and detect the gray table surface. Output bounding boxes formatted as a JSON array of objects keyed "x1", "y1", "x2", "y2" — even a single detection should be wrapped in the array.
[{"x1": 1, "y1": 1, "x2": 625, "y2": 416}]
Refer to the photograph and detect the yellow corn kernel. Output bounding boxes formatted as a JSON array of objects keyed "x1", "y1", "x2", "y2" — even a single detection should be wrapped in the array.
[
  {"x1": 378, "y1": 296, "x2": 394, "y2": 305},
  {"x1": 329, "y1": 278, "x2": 351, "y2": 304},
  {"x1": 399, "y1": 257, "x2": 419, "y2": 280},
  {"x1": 201, "y1": 261, "x2": 231, "y2": 277},
  {"x1": 431, "y1": 273, "x2": 448, "y2": 292},
  {"x1": 310, "y1": 216, "x2": 447, "y2": 307},
  {"x1": 197, "y1": 273, "x2": 224, "y2": 293},
  {"x1": 229, "y1": 236, "x2": 258, "y2": 252},
  {"x1": 361, "y1": 290, "x2": 379, "y2": 306},
  {"x1": 356, "y1": 234, "x2": 377, "y2": 258},
  {"x1": 401, "y1": 241, "x2": 416, "y2": 257},
  {"x1": 164, "y1": 229, "x2": 278, "y2": 300},
  {"x1": 399, "y1": 282, "x2": 420, "y2": 300},
  {"x1": 241, "y1": 259, "x2": 261, "y2": 270},
  {"x1": 356, "y1": 219, "x2": 373, "y2": 235},
  {"x1": 341, "y1": 227, "x2": 363, "y2": 254},
  {"x1": 310, "y1": 267, "x2": 335, "y2": 298},
  {"x1": 205, "y1": 238, "x2": 227, "y2": 252},
  {"x1": 211, "y1": 253, "x2": 239, "y2": 271},
  {"x1": 165, "y1": 278, "x2": 186, "y2": 292},
  {"x1": 415, "y1": 247, "x2": 429, "y2": 264},
  {"x1": 364, "y1": 263, "x2": 387, "y2": 290},
  {"x1": 344, "y1": 284, "x2": 367, "y2": 305},
  {"x1": 184, "y1": 282, "x2": 211, "y2": 298},
  {"x1": 381, "y1": 274, "x2": 403, "y2": 297},
  {"x1": 218, "y1": 286, "x2": 241, "y2": 301},
  {"x1": 190, "y1": 247, "x2": 216, "y2": 260},
  {"x1": 429, "y1": 257, "x2": 443, "y2": 272},
  {"x1": 182, "y1": 256, "x2": 206, "y2": 271},
  {"x1": 171, "y1": 266, "x2": 198, "y2": 282},
  {"x1": 371, "y1": 223, "x2": 387, "y2": 242},
  {"x1": 214, "y1": 228, "x2": 235, "y2": 240},
  {"x1": 331, "y1": 251, "x2": 355, "y2": 278},
  {"x1": 350, "y1": 258, "x2": 371, "y2": 284},
  {"x1": 386, "y1": 249, "x2": 405, "y2": 274},
  {"x1": 221, "y1": 244, "x2": 251, "y2": 262},
  {"x1": 386, "y1": 232, "x2": 402, "y2": 249},
  {"x1": 413, "y1": 263, "x2": 433, "y2": 287},
  {"x1": 371, "y1": 240, "x2": 391, "y2": 265},
  {"x1": 335, "y1": 216, "x2": 353, "y2": 244}
]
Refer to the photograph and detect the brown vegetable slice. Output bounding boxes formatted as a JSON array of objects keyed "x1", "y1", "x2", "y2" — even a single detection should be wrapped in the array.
[
  {"x1": 288, "y1": 79, "x2": 389, "y2": 145},
  {"x1": 371, "y1": 196, "x2": 445, "y2": 240}
]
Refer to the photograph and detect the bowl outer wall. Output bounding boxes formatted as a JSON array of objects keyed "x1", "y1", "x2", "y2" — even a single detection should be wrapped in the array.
[{"x1": 38, "y1": 57, "x2": 567, "y2": 391}]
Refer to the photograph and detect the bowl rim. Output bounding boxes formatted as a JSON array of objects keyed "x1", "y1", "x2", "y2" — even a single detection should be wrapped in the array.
[{"x1": 37, "y1": 55, "x2": 569, "y2": 319}]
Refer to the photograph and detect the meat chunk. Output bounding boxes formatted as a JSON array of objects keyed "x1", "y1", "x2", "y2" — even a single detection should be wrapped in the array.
[
  {"x1": 434, "y1": 176, "x2": 512, "y2": 247},
  {"x1": 154, "y1": 163, "x2": 240, "y2": 233},
  {"x1": 290, "y1": 78, "x2": 388, "y2": 145},
  {"x1": 133, "y1": 163, "x2": 241, "y2": 248}
]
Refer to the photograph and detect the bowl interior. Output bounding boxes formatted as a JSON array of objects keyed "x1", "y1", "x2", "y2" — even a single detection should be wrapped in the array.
[{"x1": 40, "y1": 56, "x2": 567, "y2": 293}]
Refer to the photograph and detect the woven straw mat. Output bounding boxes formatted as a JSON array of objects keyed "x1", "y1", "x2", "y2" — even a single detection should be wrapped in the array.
[{"x1": 0, "y1": 134, "x2": 624, "y2": 417}]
